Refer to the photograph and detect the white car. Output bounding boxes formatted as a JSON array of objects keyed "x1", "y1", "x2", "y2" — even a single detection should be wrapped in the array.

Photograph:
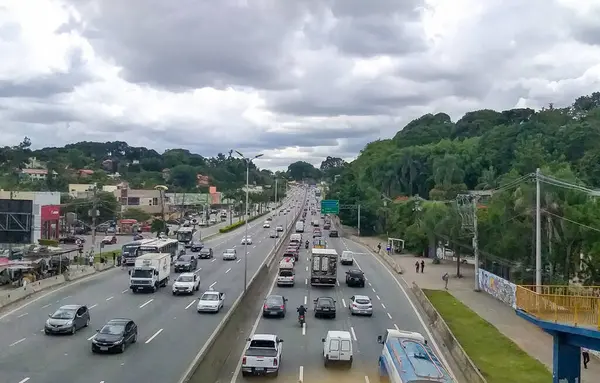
[
  {"x1": 223, "y1": 248, "x2": 237, "y2": 260},
  {"x1": 197, "y1": 289, "x2": 225, "y2": 313},
  {"x1": 209, "y1": 218, "x2": 217, "y2": 224},
  {"x1": 349, "y1": 295, "x2": 373, "y2": 316},
  {"x1": 263, "y1": 222, "x2": 271, "y2": 228},
  {"x1": 276, "y1": 226, "x2": 284, "y2": 232},
  {"x1": 172, "y1": 273, "x2": 200, "y2": 295},
  {"x1": 269, "y1": 231, "x2": 279, "y2": 238},
  {"x1": 241, "y1": 236, "x2": 253, "y2": 245}
]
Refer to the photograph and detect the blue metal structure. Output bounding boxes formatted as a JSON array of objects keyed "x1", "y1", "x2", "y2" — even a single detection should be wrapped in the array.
[{"x1": 517, "y1": 310, "x2": 600, "y2": 383}]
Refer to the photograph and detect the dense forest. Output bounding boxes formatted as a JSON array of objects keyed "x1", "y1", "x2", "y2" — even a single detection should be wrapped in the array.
[{"x1": 328, "y1": 92, "x2": 600, "y2": 284}]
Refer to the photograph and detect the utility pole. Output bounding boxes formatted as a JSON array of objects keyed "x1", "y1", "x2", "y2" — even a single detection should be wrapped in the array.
[
  {"x1": 472, "y1": 196, "x2": 480, "y2": 292},
  {"x1": 357, "y1": 204, "x2": 361, "y2": 237},
  {"x1": 535, "y1": 168, "x2": 542, "y2": 293},
  {"x1": 275, "y1": 179, "x2": 278, "y2": 206},
  {"x1": 91, "y1": 186, "x2": 98, "y2": 250}
]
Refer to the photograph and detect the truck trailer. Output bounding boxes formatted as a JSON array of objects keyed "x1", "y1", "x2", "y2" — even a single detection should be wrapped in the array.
[{"x1": 310, "y1": 248, "x2": 338, "y2": 286}]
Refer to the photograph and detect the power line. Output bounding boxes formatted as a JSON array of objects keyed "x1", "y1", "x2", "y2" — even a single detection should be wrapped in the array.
[{"x1": 542, "y1": 209, "x2": 600, "y2": 234}]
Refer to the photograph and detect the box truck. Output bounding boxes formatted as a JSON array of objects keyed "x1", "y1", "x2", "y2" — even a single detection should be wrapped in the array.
[{"x1": 129, "y1": 252, "x2": 171, "y2": 293}]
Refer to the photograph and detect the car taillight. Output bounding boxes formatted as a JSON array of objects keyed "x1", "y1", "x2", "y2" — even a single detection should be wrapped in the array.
[
  {"x1": 280, "y1": 305, "x2": 285, "y2": 309},
  {"x1": 264, "y1": 304, "x2": 268, "y2": 309},
  {"x1": 273, "y1": 358, "x2": 278, "y2": 366},
  {"x1": 352, "y1": 304, "x2": 357, "y2": 308},
  {"x1": 242, "y1": 356, "x2": 246, "y2": 365}
]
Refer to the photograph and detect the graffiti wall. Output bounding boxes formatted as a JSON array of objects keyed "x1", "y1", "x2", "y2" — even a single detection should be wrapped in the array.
[{"x1": 478, "y1": 269, "x2": 517, "y2": 309}]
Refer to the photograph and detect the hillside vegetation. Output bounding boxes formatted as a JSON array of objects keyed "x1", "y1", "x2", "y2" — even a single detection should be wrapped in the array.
[{"x1": 328, "y1": 92, "x2": 600, "y2": 284}]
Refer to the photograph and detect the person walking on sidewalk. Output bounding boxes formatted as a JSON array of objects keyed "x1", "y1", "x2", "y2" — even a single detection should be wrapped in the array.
[
  {"x1": 420, "y1": 260, "x2": 425, "y2": 273},
  {"x1": 583, "y1": 347, "x2": 590, "y2": 369},
  {"x1": 415, "y1": 261, "x2": 420, "y2": 273},
  {"x1": 377, "y1": 243, "x2": 381, "y2": 253},
  {"x1": 442, "y1": 273, "x2": 449, "y2": 289}
]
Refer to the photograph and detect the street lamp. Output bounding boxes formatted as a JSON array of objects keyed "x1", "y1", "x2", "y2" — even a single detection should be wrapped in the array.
[{"x1": 235, "y1": 150, "x2": 264, "y2": 293}]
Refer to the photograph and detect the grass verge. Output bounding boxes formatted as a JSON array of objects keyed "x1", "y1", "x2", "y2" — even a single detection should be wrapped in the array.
[{"x1": 423, "y1": 289, "x2": 551, "y2": 383}]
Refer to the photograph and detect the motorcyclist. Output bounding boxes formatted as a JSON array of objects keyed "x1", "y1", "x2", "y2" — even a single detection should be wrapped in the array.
[
  {"x1": 297, "y1": 304, "x2": 307, "y2": 318},
  {"x1": 305, "y1": 240, "x2": 309, "y2": 249}
]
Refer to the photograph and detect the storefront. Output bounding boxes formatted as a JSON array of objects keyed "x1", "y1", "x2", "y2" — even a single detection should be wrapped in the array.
[{"x1": 41, "y1": 205, "x2": 60, "y2": 240}]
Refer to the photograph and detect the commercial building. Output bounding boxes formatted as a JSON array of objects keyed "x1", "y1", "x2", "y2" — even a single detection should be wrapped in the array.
[{"x1": 0, "y1": 191, "x2": 61, "y2": 245}]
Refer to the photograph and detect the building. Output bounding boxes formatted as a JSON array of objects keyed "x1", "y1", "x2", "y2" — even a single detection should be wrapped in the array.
[
  {"x1": 196, "y1": 174, "x2": 210, "y2": 187},
  {"x1": 0, "y1": 191, "x2": 61, "y2": 245},
  {"x1": 20, "y1": 168, "x2": 57, "y2": 181},
  {"x1": 242, "y1": 185, "x2": 264, "y2": 194}
]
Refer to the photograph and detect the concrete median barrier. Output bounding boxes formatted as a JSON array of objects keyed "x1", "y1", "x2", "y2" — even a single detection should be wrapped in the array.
[
  {"x1": 179, "y1": 197, "x2": 306, "y2": 383},
  {"x1": 0, "y1": 275, "x2": 65, "y2": 309}
]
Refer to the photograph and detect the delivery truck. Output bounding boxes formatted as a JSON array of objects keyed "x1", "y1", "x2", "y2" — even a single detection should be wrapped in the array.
[
  {"x1": 295, "y1": 221, "x2": 305, "y2": 233},
  {"x1": 310, "y1": 248, "x2": 338, "y2": 286},
  {"x1": 129, "y1": 252, "x2": 171, "y2": 293}
]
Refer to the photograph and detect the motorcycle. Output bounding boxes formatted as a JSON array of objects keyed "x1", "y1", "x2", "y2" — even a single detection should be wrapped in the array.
[
  {"x1": 305, "y1": 242, "x2": 309, "y2": 249},
  {"x1": 298, "y1": 314, "x2": 305, "y2": 326}
]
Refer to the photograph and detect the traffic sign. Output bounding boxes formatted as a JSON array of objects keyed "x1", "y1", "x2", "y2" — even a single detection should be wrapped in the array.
[{"x1": 321, "y1": 200, "x2": 339, "y2": 214}]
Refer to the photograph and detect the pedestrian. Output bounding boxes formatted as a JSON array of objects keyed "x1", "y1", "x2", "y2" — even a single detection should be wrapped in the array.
[
  {"x1": 420, "y1": 260, "x2": 425, "y2": 273},
  {"x1": 112, "y1": 252, "x2": 116, "y2": 265},
  {"x1": 377, "y1": 243, "x2": 382, "y2": 254},
  {"x1": 88, "y1": 254, "x2": 94, "y2": 267},
  {"x1": 583, "y1": 347, "x2": 590, "y2": 369},
  {"x1": 415, "y1": 261, "x2": 420, "y2": 273},
  {"x1": 442, "y1": 273, "x2": 449, "y2": 289}
]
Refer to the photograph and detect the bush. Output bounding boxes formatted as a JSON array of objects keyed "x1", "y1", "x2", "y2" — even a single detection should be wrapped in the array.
[
  {"x1": 219, "y1": 212, "x2": 270, "y2": 233},
  {"x1": 39, "y1": 239, "x2": 59, "y2": 247}
]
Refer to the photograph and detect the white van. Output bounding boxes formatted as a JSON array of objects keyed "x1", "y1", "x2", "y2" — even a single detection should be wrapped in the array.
[
  {"x1": 322, "y1": 330, "x2": 353, "y2": 367},
  {"x1": 340, "y1": 251, "x2": 354, "y2": 265},
  {"x1": 277, "y1": 259, "x2": 295, "y2": 286},
  {"x1": 290, "y1": 233, "x2": 302, "y2": 243}
]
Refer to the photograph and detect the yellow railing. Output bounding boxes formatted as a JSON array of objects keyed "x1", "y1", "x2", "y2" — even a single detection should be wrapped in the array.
[{"x1": 516, "y1": 285, "x2": 600, "y2": 329}]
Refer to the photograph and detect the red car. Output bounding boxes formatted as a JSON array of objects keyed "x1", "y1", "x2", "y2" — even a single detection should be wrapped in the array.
[{"x1": 101, "y1": 235, "x2": 117, "y2": 245}]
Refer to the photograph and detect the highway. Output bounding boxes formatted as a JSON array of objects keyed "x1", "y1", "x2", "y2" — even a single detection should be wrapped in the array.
[
  {"x1": 0, "y1": 189, "x2": 304, "y2": 383},
  {"x1": 228, "y1": 215, "x2": 450, "y2": 383}
]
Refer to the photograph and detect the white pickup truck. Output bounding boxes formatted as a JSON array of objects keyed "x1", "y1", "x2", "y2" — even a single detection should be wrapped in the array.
[{"x1": 241, "y1": 334, "x2": 283, "y2": 377}]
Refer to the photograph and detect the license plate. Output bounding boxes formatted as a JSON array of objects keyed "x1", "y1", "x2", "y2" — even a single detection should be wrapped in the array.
[
  {"x1": 100, "y1": 346, "x2": 108, "y2": 351},
  {"x1": 269, "y1": 311, "x2": 276, "y2": 314},
  {"x1": 255, "y1": 368, "x2": 265, "y2": 372},
  {"x1": 322, "y1": 308, "x2": 329, "y2": 311}
]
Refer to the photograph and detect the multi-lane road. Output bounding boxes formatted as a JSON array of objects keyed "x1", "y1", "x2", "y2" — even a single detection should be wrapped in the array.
[
  {"x1": 0, "y1": 191, "x2": 304, "y2": 383},
  {"x1": 227, "y1": 213, "x2": 453, "y2": 383}
]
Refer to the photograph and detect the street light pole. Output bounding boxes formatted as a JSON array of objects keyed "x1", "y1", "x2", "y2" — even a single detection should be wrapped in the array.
[{"x1": 235, "y1": 150, "x2": 263, "y2": 293}]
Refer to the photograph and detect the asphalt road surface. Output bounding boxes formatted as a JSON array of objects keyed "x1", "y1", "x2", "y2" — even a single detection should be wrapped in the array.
[
  {"x1": 0, "y1": 190, "x2": 305, "y2": 383},
  {"x1": 227, "y1": 217, "x2": 452, "y2": 383}
]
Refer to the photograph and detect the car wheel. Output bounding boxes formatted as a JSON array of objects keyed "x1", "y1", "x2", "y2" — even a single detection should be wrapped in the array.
[
  {"x1": 71, "y1": 326, "x2": 76, "y2": 335},
  {"x1": 85, "y1": 317, "x2": 90, "y2": 327},
  {"x1": 44, "y1": 329, "x2": 50, "y2": 335},
  {"x1": 120, "y1": 343, "x2": 126, "y2": 353},
  {"x1": 132, "y1": 332, "x2": 137, "y2": 343}
]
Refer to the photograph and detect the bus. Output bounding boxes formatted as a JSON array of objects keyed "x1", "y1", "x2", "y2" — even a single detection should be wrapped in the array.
[
  {"x1": 377, "y1": 329, "x2": 455, "y2": 383},
  {"x1": 176, "y1": 227, "x2": 195, "y2": 247},
  {"x1": 121, "y1": 238, "x2": 158, "y2": 266},
  {"x1": 137, "y1": 238, "x2": 179, "y2": 261}
]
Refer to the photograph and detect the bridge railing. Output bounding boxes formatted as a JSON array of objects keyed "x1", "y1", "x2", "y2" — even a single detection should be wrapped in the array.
[{"x1": 516, "y1": 285, "x2": 600, "y2": 329}]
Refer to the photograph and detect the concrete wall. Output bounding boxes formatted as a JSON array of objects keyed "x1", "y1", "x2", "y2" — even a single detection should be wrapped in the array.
[
  {"x1": 411, "y1": 282, "x2": 487, "y2": 383},
  {"x1": 478, "y1": 269, "x2": 516, "y2": 308}
]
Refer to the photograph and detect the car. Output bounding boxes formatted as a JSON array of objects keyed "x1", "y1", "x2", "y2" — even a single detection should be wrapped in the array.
[
  {"x1": 45, "y1": 304, "x2": 90, "y2": 335},
  {"x1": 349, "y1": 295, "x2": 373, "y2": 316},
  {"x1": 329, "y1": 230, "x2": 339, "y2": 237},
  {"x1": 313, "y1": 231, "x2": 322, "y2": 238},
  {"x1": 197, "y1": 289, "x2": 225, "y2": 312},
  {"x1": 263, "y1": 222, "x2": 271, "y2": 228},
  {"x1": 101, "y1": 235, "x2": 117, "y2": 245},
  {"x1": 276, "y1": 226, "x2": 284, "y2": 232},
  {"x1": 172, "y1": 272, "x2": 200, "y2": 295},
  {"x1": 174, "y1": 254, "x2": 197, "y2": 272},
  {"x1": 209, "y1": 218, "x2": 217, "y2": 224},
  {"x1": 133, "y1": 233, "x2": 144, "y2": 241},
  {"x1": 340, "y1": 251, "x2": 354, "y2": 265},
  {"x1": 269, "y1": 231, "x2": 279, "y2": 238},
  {"x1": 322, "y1": 331, "x2": 353, "y2": 367},
  {"x1": 91, "y1": 318, "x2": 138, "y2": 353},
  {"x1": 223, "y1": 248, "x2": 237, "y2": 260},
  {"x1": 198, "y1": 247, "x2": 214, "y2": 259},
  {"x1": 262, "y1": 294, "x2": 287, "y2": 318},
  {"x1": 266, "y1": 217, "x2": 273, "y2": 221},
  {"x1": 323, "y1": 223, "x2": 331, "y2": 230},
  {"x1": 314, "y1": 296, "x2": 336, "y2": 318},
  {"x1": 190, "y1": 241, "x2": 204, "y2": 252},
  {"x1": 58, "y1": 235, "x2": 85, "y2": 244},
  {"x1": 345, "y1": 269, "x2": 365, "y2": 287},
  {"x1": 241, "y1": 236, "x2": 253, "y2": 245}
]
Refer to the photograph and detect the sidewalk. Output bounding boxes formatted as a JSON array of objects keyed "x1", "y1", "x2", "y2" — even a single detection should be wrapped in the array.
[{"x1": 353, "y1": 235, "x2": 600, "y2": 382}]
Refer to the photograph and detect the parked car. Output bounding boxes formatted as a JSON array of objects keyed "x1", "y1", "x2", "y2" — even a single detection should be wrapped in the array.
[
  {"x1": 91, "y1": 318, "x2": 138, "y2": 353},
  {"x1": 45, "y1": 304, "x2": 90, "y2": 335}
]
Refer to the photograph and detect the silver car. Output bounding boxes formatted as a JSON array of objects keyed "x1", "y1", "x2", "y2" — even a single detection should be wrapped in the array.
[
  {"x1": 45, "y1": 304, "x2": 90, "y2": 335},
  {"x1": 223, "y1": 248, "x2": 237, "y2": 260},
  {"x1": 349, "y1": 295, "x2": 373, "y2": 316}
]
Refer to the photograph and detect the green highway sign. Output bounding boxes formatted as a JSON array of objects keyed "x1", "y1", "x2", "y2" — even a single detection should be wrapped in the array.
[{"x1": 321, "y1": 199, "x2": 340, "y2": 214}]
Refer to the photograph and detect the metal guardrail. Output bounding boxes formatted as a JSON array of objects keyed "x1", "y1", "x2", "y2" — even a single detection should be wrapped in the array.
[{"x1": 516, "y1": 285, "x2": 600, "y2": 329}]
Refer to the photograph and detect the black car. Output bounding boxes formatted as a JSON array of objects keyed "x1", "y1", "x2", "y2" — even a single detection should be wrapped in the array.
[
  {"x1": 174, "y1": 254, "x2": 197, "y2": 272},
  {"x1": 45, "y1": 304, "x2": 90, "y2": 335},
  {"x1": 190, "y1": 241, "x2": 204, "y2": 252},
  {"x1": 262, "y1": 295, "x2": 287, "y2": 318},
  {"x1": 346, "y1": 269, "x2": 366, "y2": 287},
  {"x1": 58, "y1": 236, "x2": 85, "y2": 244},
  {"x1": 329, "y1": 230, "x2": 339, "y2": 237},
  {"x1": 314, "y1": 297, "x2": 336, "y2": 318},
  {"x1": 91, "y1": 318, "x2": 137, "y2": 353},
  {"x1": 198, "y1": 247, "x2": 214, "y2": 259}
]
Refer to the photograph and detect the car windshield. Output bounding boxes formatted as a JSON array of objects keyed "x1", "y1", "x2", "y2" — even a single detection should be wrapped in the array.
[
  {"x1": 202, "y1": 293, "x2": 219, "y2": 301},
  {"x1": 266, "y1": 296, "x2": 283, "y2": 305},
  {"x1": 318, "y1": 298, "x2": 333, "y2": 307},
  {"x1": 51, "y1": 308, "x2": 76, "y2": 319},
  {"x1": 178, "y1": 255, "x2": 192, "y2": 262},
  {"x1": 200, "y1": 249, "x2": 210, "y2": 254},
  {"x1": 225, "y1": 249, "x2": 235, "y2": 253},
  {"x1": 177, "y1": 275, "x2": 194, "y2": 282},
  {"x1": 349, "y1": 270, "x2": 363, "y2": 276},
  {"x1": 131, "y1": 269, "x2": 153, "y2": 278},
  {"x1": 99, "y1": 324, "x2": 125, "y2": 335},
  {"x1": 356, "y1": 298, "x2": 370, "y2": 304}
]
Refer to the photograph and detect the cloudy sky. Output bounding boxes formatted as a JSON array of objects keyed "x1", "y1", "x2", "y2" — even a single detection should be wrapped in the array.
[{"x1": 1, "y1": 0, "x2": 599, "y2": 170}]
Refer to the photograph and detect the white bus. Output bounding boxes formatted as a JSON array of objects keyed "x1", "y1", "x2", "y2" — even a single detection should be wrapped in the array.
[
  {"x1": 138, "y1": 238, "x2": 179, "y2": 261},
  {"x1": 176, "y1": 227, "x2": 195, "y2": 247},
  {"x1": 121, "y1": 238, "x2": 159, "y2": 266}
]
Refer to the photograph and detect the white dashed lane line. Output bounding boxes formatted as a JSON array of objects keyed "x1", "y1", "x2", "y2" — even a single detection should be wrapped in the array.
[
  {"x1": 225, "y1": 268, "x2": 232, "y2": 274},
  {"x1": 381, "y1": 303, "x2": 386, "y2": 309},
  {"x1": 387, "y1": 313, "x2": 393, "y2": 319},
  {"x1": 139, "y1": 299, "x2": 154, "y2": 308},
  {"x1": 185, "y1": 300, "x2": 196, "y2": 310},
  {"x1": 17, "y1": 313, "x2": 28, "y2": 318},
  {"x1": 89, "y1": 304, "x2": 98, "y2": 309},
  {"x1": 106, "y1": 296, "x2": 114, "y2": 301},
  {"x1": 350, "y1": 326, "x2": 357, "y2": 341},
  {"x1": 10, "y1": 338, "x2": 26, "y2": 347},
  {"x1": 209, "y1": 281, "x2": 217, "y2": 289},
  {"x1": 341, "y1": 299, "x2": 347, "y2": 308},
  {"x1": 121, "y1": 289, "x2": 129, "y2": 294},
  {"x1": 18, "y1": 378, "x2": 30, "y2": 383},
  {"x1": 145, "y1": 328, "x2": 163, "y2": 344},
  {"x1": 41, "y1": 303, "x2": 51, "y2": 309}
]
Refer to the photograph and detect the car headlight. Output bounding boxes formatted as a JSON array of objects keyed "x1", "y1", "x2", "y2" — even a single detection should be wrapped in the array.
[
  {"x1": 113, "y1": 339, "x2": 123, "y2": 345},
  {"x1": 65, "y1": 321, "x2": 73, "y2": 326}
]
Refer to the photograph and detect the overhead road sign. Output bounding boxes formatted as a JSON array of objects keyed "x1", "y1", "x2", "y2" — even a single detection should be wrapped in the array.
[{"x1": 321, "y1": 200, "x2": 339, "y2": 214}]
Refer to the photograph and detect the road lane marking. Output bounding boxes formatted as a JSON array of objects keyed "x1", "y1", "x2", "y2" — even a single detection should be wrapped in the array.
[
  {"x1": 305, "y1": 266, "x2": 308, "y2": 271},
  {"x1": 364, "y1": 376, "x2": 370, "y2": 383},
  {"x1": 211, "y1": 259, "x2": 216, "y2": 262},
  {"x1": 209, "y1": 281, "x2": 217, "y2": 289},
  {"x1": 350, "y1": 326, "x2": 357, "y2": 341},
  {"x1": 225, "y1": 268, "x2": 232, "y2": 274},
  {"x1": 381, "y1": 303, "x2": 386, "y2": 309},
  {"x1": 236, "y1": 259, "x2": 241, "y2": 263},
  {"x1": 10, "y1": 337, "x2": 26, "y2": 347},
  {"x1": 17, "y1": 312, "x2": 28, "y2": 318},
  {"x1": 89, "y1": 304, "x2": 98, "y2": 309},
  {"x1": 139, "y1": 299, "x2": 154, "y2": 308},
  {"x1": 305, "y1": 278, "x2": 307, "y2": 285},
  {"x1": 299, "y1": 366, "x2": 304, "y2": 382},
  {"x1": 87, "y1": 334, "x2": 96, "y2": 340},
  {"x1": 302, "y1": 323, "x2": 306, "y2": 336},
  {"x1": 336, "y1": 280, "x2": 340, "y2": 287},
  {"x1": 41, "y1": 303, "x2": 51, "y2": 309},
  {"x1": 121, "y1": 289, "x2": 129, "y2": 293},
  {"x1": 185, "y1": 300, "x2": 196, "y2": 310},
  {"x1": 304, "y1": 296, "x2": 307, "y2": 305},
  {"x1": 387, "y1": 313, "x2": 392, "y2": 319},
  {"x1": 18, "y1": 378, "x2": 30, "y2": 383},
  {"x1": 106, "y1": 296, "x2": 114, "y2": 301},
  {"x1": 394, "y1": 324, "x2": 400, "y2": 331},
  {"x1": 145, "y1": 328, "x2": 163, "y2": 344},
  {"x1": 62, "y1": 295, "x2": 72, "y2": 300},
  {"x1": 372, "y1": 288, "x2": 376, "y2": 293},
  {"x1": 341, "y1": 299, "x2": 347, "y2": 308},
  {"x1": 376, "y1": 295, "x2": 381, "y2": 300},
  {"x1": 368, "y1": 282, "x2": 372, "y2": 287}
]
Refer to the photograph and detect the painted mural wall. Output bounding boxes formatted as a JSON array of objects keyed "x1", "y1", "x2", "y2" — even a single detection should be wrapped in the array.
[{"x1": 478, "y1": 269, "x2": 517, "y2": 309}]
